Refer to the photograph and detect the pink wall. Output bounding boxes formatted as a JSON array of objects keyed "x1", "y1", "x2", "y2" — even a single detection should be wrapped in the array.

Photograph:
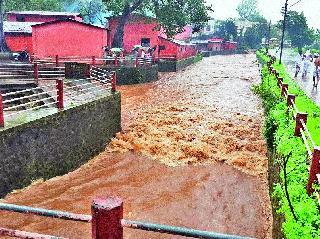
[
  {"x1": 158, "y1": 37, "x2": 197, "y2": 60},
  {"x1": 208, "y1": 42, "x2": 223, "y2": 51},
  {"x1": 109, "y1": 15, "x2": 160, "y2": 54},
  {"x1": 5, "y1": 34, "x2": 33, "y2": 53},
  {"x1": 7, "y1": 13, "x2": 82, "y2": 23},
  {"x1": 32, "y1": 21, "x2": 107, "y2": 58}
]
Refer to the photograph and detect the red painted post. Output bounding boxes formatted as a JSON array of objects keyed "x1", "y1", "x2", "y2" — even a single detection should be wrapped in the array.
[
  {"x1": 34, "y1": 63, "x2": 39, "y2": 84},
  {"x1": 307, "y1": 147, "x2": 320, "y2": 196},
  {"x1": 294, "y1": 112, "x2": 308, "y2": 136},
  {"x1": 287, "y1": 94, "x2": 296, "y2": 107},
  {"x1": 277, "y1": 77, "x2": 283, "y2": 87},
  {"x1": 111, "y1": 72, "x2": 117, "y2": 92},
  {"x1": 91, "y1": 197, "x2": 123, "y2": 239},
  {"x1": 56, "y1": 79, "x2": 64, "y2": 109},
  {"x1": 0, "y1": 94, "x2": 4, "y2": 127},
  {"x1": 92, "y1": 56, "x2": 96, "y2": 66},
  {"x1": 135, "y1": 57, "x2": 138, "y2": 67},
  {"x1": 281, "y1": 83, "x2": 288, "y2": 97},
  {"x1": 55, "y1": 55, "x2": 59, "y2": 67},
  {"x1": 114, "y1": 56, "x2": 119, "y2": 66}
]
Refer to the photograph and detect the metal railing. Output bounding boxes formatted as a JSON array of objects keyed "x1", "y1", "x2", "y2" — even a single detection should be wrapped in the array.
[
  {"x1": 267, "y1": 63, "x2": 320, "y2": 196},
  {"x1": 0, "y1": 197, "x2": 255, "y2": 239},
  {"x1": 0, "y1": 66, "x2": 116, "y2": 128},
  {"x1": 32, "y1": 55, "x2": 157, "y2": 68}
]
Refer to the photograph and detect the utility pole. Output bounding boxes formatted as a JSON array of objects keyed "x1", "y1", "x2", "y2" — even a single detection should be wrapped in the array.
[
  {"x1": 279, "y1": 0, "x2": 289, "y2": 64},
  {"x1": 266, "y1": 20, "x2": 271, "y2": 54}
]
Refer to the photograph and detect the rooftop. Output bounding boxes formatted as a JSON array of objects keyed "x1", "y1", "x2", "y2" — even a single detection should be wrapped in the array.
[
  {"x1": 4, "y1": 21, "x2": 41, "y2": 34},
  {"x1": 6, "y1": 11, "x2": 80, "y2": 16}
]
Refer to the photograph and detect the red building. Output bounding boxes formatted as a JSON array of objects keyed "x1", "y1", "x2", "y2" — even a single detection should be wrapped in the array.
[
  {"x1": 158, "y1": 37, "x2": 197, "y2": 60},
  {"x1": 32, "y1": 19, "x2": 108, "y2": 58},
  {"x1": 208, "y1": 38, "x2": 223, "y2": 51},
  {"x1": 6, "y1": 11, "x2": 82, "y2": 23},
  {"x1": 108, "y1": 14, "x2": 165, "y2": 55},
  {"x1": 208, "y1": 38, "x2": 237, "y2": 51},
  {"x1": 4, "y1": 21, "x2": 37, "y2": 52}
]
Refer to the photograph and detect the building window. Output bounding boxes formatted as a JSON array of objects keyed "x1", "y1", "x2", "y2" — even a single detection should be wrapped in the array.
[
  {"x1": 141, "y1": 38, "x2": 151, "y2": 47},
  {"x1": 16, "y1": 15, "x2": 25, "y2": 22}
]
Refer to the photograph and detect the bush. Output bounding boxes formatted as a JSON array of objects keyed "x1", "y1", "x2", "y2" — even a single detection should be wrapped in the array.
[{"x1": 256, "y1": 50, "x2": 320, "y2": 238}]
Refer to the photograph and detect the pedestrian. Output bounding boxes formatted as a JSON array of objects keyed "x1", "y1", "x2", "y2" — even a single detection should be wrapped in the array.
[
  {"x1": 294, "y1": 50, "x2": 302, "y2": 77},
  {"x1": 313, "y1": 54, "x2": 320, "y2": 87},
  {"x1": 302, "y1": 54, "x2": 311, "y2": 78}
]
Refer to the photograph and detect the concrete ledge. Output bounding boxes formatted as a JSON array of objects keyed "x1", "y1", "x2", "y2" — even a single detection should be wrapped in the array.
[
  {"x1": 102, "y1": 65, "x2": 158, "y2": 85},
  {"x1": 158, "y1": 55, "x2": 202, "y2": 72},
  {"x1": 0, "y1": 92, "x2": 121, "y2": 197}
]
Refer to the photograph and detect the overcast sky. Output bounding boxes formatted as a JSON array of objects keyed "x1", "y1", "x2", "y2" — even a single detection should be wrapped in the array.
[{"x1": 208, "y1": 0, "x2": 320, "y2": 29}]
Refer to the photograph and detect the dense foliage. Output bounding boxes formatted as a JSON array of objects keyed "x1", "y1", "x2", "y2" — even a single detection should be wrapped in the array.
[
  {"x1": 256, "y1": 49, "x2": 320, "y2": 238},
  {"x1": 103, "y1": 0, "x2": 212, "y2": 47}
]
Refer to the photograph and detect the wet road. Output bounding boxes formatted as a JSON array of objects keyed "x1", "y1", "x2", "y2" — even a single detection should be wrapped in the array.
[
  {"x1": 0, "y1": 54, "x2": 272, "y2": 239},
  {"x1": 273, "y1": 49, "x2": 320, "y2": 105}
]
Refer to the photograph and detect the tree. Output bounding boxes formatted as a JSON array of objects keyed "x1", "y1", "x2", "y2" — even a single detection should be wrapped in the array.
[
  {"x1": 236, "y1": 0, "x2": 262, "y2": 22},
  {"x1": 214, "y1": 19, "x2": 237, "y2": 41},
  {"x1": 243, "y1": 18, "x2": 268, "y2": 49},
  {"x1": 103, "y1": 0, "x2": 212, "y2": 48},
  {"x1": 284, "y1": 11, "x2": 314, "y2": 50},
  {"x1": 79, "y1": 0, "x2": 106, "y2": 25}
]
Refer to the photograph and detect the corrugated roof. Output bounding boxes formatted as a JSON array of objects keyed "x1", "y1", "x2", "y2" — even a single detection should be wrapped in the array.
[
  {"x1": 4, "y1": 21, "x2": 41, "y2": 33},
  {"x1": 32, "y1": 19, "x2": 106, "y2": 30},
  {"x1": 6, "y1": 11, "x2": 80, "y2": 16}
]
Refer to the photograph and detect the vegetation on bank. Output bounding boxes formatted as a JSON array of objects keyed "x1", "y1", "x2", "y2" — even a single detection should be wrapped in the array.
[{"x1": 255, "y1": 49, "x2": 320, "y2": 238}]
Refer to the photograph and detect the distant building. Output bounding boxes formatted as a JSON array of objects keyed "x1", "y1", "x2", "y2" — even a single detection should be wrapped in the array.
[
  {"x1": 158, "y1": 37, "x2": 197, "y2": 59},
  {"x1": 4, "y1": 21, "x2": 38, "y2": 52},
  {"x1": 6, "y1": 11, "x2": 82, "y2": 23}
]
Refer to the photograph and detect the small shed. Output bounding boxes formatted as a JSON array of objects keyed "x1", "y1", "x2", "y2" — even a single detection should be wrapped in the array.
[
  {"x1": 4, "y1": 21, "x2": 37, "y2": 52},
  {"x1": 32, "y1": 19, "x2": 109, "y2": 58},
  {"x1": 208, "y1": 38, "x2": 224, "y2": 51},
  {"x1": 158, "y1": 37, "x2": 197, "y2": 60}
]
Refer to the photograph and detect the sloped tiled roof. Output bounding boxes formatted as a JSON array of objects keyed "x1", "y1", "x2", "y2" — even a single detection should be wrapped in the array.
[
  {"x1": 6, "y1": 11, "x2": 80, "y2": 16},
  {"x1": 4, "y1": 21, "x2": 42, "y2": 33}
]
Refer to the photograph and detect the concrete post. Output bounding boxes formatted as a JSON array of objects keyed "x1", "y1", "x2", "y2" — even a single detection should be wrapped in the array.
[
  {"x1": 92, "y1": 56, "x2": 96, "y2": 66},
  {"x1": 294, "y1": 112, "x2": 308, "y2": 136},
  {"x1": 91, "y1": 197, "x2": 123, "y2": 239},
  {"x1": 287, "y1": 94, "x2": 296, "y2": 107},
  {"x1": 56, "y1": 79, "x2": 64, "y2": 109},
  {"x1": 307, "y1": 147, "x2": 320, "y2": 196}
]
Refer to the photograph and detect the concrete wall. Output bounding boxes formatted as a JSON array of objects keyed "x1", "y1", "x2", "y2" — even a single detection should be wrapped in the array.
[
  {"x1": 0, "y1": 92, "x2": 121, "y2": 197},
  {"x1": 103, "y1": 65, "x2": 158, "y2": 85},
  {"x1": 158, "y1": 55, "x2": 202, "y2": 72}
]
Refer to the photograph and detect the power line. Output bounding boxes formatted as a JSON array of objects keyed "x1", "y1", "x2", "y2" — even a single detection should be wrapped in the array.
[{"x1": 289, "y1": 0, "x2": 303, "y2": 8}]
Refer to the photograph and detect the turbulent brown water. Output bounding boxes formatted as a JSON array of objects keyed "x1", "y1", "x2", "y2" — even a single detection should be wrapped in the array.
[{"x1": 0, "y1": 54, "x2": 272, "y2": 239}]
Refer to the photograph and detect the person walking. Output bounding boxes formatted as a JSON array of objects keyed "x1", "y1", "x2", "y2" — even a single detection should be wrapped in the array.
[
  {"x1": 313, "y1": 54, "x2": 320, "y2": 87},
  {"x1": 294, "y1": 50, "x2": 303, "y2": 77}
]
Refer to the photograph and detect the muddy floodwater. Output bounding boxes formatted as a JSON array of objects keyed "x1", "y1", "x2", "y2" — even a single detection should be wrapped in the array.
[{"x1": 0, "y1": 54, "x2": 272, "y2": 239}]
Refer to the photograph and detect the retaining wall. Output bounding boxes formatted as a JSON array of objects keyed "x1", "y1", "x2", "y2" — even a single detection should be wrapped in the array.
[
  {"x1": 102, "y1": 65, "x2": 158, "y2": 85},
  {"x1": 158, "y1": 55, "x2": 202, "y2": 72},
  {"x1": 0, "y1": 92, "x2": 121, "y2": 197}
]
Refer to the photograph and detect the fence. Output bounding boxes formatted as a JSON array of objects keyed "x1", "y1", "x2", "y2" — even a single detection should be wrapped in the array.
[
  {"x1": 267, "y1": 60, "x2": 320, "y2": 196},
  {"x1": 0, "y1": 196, "x2": 255, "y2": 239},
  {"x1": 0, "y1": 66, "x2": 116, "y2": 128},
  {"x1": 32, "y1": 55, "x2": 157, "y2": 68}
]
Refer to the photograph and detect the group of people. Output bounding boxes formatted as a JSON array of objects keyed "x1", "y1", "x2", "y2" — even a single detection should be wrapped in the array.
[
  {"x1": 294, "y1": 49, "x2": 320, "y2": 87},
  {"x1": 132, "y1": 46, "x2": 157, "y2": 58}
]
